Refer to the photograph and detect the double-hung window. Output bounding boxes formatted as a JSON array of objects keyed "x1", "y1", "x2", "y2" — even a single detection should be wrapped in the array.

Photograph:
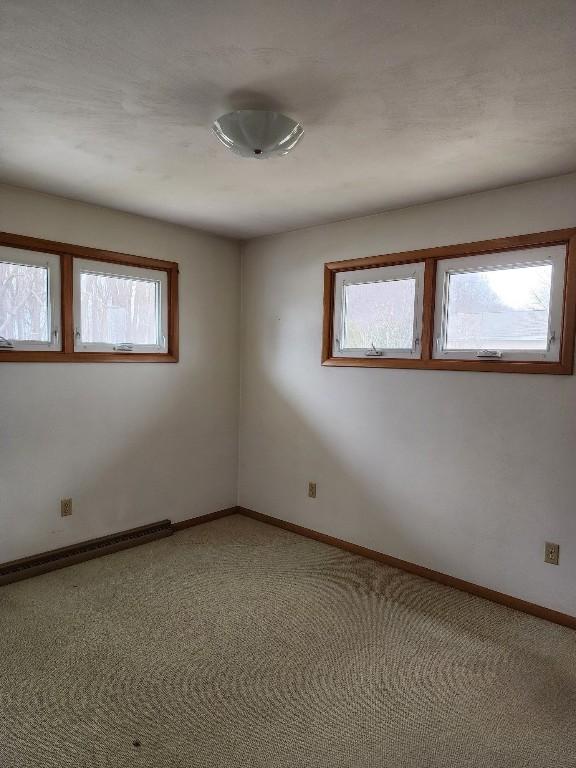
[
  {"x1": 323, "y1": 228, "x2": 576, "y2": 374},
  {"x1": 0, "y1": 233, "x2": 178, "y2": 362},
  {"x1": 0, "y1": 246, "x2": 61, "y2": 351}
]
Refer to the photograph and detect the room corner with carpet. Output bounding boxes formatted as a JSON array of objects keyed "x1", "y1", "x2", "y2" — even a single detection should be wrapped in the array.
[
  {"x1": 1, "y1": 514, "x2": 575, "y2": 768},
  {"x1": 2, "y1": 3, "x2": 576, "y2": 766}
]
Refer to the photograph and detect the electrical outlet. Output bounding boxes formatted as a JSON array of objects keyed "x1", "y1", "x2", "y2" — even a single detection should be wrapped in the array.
[
  {"x1": 60, "y1": 498, "x2": 73, "y2": 517},
  {"x1": 308, "y1": 482, "x2": 317, "y2": 499},
  {"x1": 544, "y1": 542, "x2": 559, "y2": 565}
]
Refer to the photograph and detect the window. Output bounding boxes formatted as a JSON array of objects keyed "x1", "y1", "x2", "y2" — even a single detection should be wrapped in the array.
[
  {"x1": 0, "y1": 233, "x2": 178, "y2": 362},
  {"x1": 323, "y1": 228, "x2": 576, "y2": 374},
  {"x1": 333, "y1": 263, "x2": 424, "y2": 358},
  {"x1": 434, "y1": 246, "x2": 565, "y2": 362},
  {"x1": 74, "y1": 260, "x2": 168, "y2": 353},
  {"x1": 0, "y1": 247, "x2": 61, "y2": 351}
]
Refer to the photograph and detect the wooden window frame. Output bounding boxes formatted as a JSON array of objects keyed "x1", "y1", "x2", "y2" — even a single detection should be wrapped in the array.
[
  {"x1": 322, "y1": 228, "x2": 576, "y2": 374},
  {"x1": 0, "y1": 231, "x2": 179, "y2": 363}
]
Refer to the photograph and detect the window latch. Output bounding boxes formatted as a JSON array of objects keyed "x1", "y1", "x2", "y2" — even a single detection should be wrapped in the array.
[
  {"x1": 476, "y1": 350, "x2": 502, "y2": 359},
  {"x1": 365, "y1": 343, "x2": 383, "y2": 357},
  {"x1": 0, "y1": 336, "x2": 14, "y2": 350},
  {"x1": 113, "y1": 343, "x2": 134, "y2": 352}
]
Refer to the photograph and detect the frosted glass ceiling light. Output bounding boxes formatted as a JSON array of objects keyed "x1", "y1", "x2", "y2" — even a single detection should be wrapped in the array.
[{"x1": 212, "y1": 110, "x2": 304, "y2": 159}]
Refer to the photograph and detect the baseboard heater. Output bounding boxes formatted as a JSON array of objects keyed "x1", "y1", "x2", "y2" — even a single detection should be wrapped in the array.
[{"x1": 0, "y1": 519, "x2": 173, "y2": 586}]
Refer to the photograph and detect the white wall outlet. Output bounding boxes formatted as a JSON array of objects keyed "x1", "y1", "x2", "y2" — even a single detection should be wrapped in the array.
[
  {"x1": 308, "y1": 482, "x2": 317, "y2": 499},
  {"x1": 60, "y1": 498, "x2": 73, "y2": 517}
]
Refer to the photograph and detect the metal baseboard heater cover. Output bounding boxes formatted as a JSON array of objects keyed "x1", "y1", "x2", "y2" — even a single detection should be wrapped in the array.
[{"x1": 0, "y1": 519, "x2": 173, "y2": 586}]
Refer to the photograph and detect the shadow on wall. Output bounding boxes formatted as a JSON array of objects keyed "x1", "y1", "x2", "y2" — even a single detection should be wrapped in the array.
[
  {"x1": 1, "y1": 363, "x2": 235, "y2": 563},
  {"x1": 238, "y1": 285, "x2": 576, "y2": 609},
  {"x1": 239, "y1": 364, "x2": 456, "y2": 581}
]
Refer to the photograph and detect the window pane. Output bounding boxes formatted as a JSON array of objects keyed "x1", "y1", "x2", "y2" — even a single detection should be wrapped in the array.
[
  {"x1": 445, "y1": 264, "x2": 552, "y2": 350},
  {"x1": 80, "y1": 272, "x2": 160, "y2": 345},
  {"x1": 0, "y1": 261, "x2": 49, "y2": 341},
  {"x1": 342, "y1": 278, "x2": 416, "y2": 349}
]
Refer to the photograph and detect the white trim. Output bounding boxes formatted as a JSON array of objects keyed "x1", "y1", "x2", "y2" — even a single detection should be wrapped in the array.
[
  {"x1": 333, "y1": 262, "x2": 425, "y2": 359},
  {"x1": 433, "y1": 244, "x2": 566, "y2": 362},
  {"x1": 73, "y1": 259, "x2": 168, "y2": 353},
  {"x1": 0, "y1": 246, "x2": 61, "y2": 351}
]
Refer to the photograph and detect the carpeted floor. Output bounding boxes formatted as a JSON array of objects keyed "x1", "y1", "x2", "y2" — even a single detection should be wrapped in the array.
[{"x1": 0, "y1": 514, "x2": 575, "y2": 768}]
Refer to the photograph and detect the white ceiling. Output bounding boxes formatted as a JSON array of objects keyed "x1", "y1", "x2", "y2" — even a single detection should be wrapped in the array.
[{"x1": 1, "y1": 0, "x2": 576, "y2": 239}]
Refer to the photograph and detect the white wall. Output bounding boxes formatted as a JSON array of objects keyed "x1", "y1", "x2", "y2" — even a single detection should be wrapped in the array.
[
  {"x1": 2, "y1": 174, "x2": 575, "y2": 615},
  {"x1": 0, "y1": 184, "x2": 240, "y2": 562},
  {"x1": 239, "y1": 173, "x2": 576, "y2": 616}
]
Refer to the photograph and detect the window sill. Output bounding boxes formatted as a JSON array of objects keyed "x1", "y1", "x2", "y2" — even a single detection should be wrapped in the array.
[
  {"x1": 321, "y1": 355, "x2": 571, "y2": 374},
  {"x1": 0, "y1": 351, "x2": 178, "y2": 363}
]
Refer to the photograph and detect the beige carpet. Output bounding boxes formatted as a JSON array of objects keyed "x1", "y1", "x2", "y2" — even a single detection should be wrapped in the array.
[{"x1": 0, "y1": 514, "x2": 575, "y2": 768}]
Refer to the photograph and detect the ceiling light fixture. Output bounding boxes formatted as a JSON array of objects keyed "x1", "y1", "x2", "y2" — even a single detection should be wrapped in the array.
[{"x1": 212, "y1": 110, "x2": 304, "y2": 159}]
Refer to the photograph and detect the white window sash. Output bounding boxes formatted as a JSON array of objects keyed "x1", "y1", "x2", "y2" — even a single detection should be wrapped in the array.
[
  {"x1": 433, "y1": 244, "x2": 566, "y2": 362},
  {"x1": 333, "y1": 261, "x2": 425, "y2": 359},
  {"x1": 0, "y1": 247, "x2": 61, "y2": 351},
  {"x1": 73, "y1": 259, "x2": 168, "y2": 353}
]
